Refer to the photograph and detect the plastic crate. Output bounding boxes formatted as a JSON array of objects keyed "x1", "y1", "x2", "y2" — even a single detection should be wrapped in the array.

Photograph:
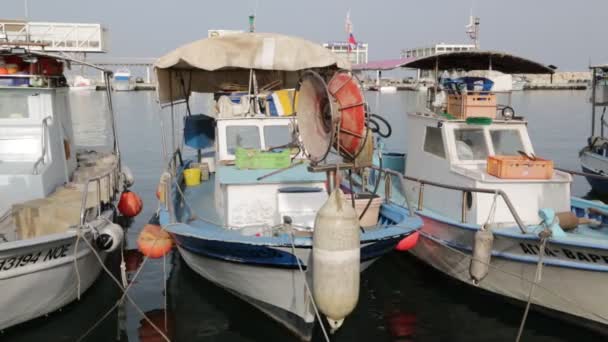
[
  {"x1": 447, "y1": 92, "x2": 497, "y2": 119},
  {"x1": 235, "y1": 148, "x2": 291, "y2": 169},
  {"x1": 487, "y1": 155, "x2": 554, "y2": 179}
]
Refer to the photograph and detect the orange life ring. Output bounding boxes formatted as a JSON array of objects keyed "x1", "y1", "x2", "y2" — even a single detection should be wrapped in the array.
[{"x1": 327, "y1": 72, "x2": 367, "y2": 159}]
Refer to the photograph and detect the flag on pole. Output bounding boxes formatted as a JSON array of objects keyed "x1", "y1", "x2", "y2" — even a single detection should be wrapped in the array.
[{"x1": 345, "y1": 11, "x2": 357, "y2": 52}]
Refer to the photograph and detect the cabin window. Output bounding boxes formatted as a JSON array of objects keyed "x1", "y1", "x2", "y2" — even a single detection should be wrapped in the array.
[
  {"x1": 423, "y1": 127, "x2": 446, "y2": 158},
  {"x1": 264, "y1": 125, "x2": 291, "y2": 150},
  {"x1": 226, "y1": 126, "x2": 260, "y2": 154},
  {"x1": 490, "y1": 129, "x2": 523, "y2": 155},
  {"x1": 0, "y1": 92, "x2": 31, "y2": 119},
  {"x1": 454, "y1": 128, "x2": 488, "y2": 160}
]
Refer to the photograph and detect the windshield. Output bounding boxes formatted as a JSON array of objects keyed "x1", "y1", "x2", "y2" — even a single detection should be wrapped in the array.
[
  {"x1": 454, "y1": 128, "x2": 488, "y2": 160},
  {"x1": 226, "y1": 126, "x2": 260, "y2": 154},
  {"x1": 264, "y1": 125, "x2": 292, "y2": 150},
  {"x1": 0, "y1": 92, "x2": 33, "y2": 119},
  {"x1": 491, "y1": 129, "x2": 524, "y2": 155}
]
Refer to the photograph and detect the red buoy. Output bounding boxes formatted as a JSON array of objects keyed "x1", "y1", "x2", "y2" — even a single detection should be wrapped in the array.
[
  {"x1": 137, "y1": 224, "x2": 173, "y2": 258},
  {"x1": 395, "y1": 231, "x2": 420, "y2": 252},
  {"x1": 118, "y1": 190, "x2": 143, "y2": 217}
]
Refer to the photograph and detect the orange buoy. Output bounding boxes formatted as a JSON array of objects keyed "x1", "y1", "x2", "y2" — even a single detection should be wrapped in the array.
[
  {"x1": 395, "y1": 231, "x2": 420, "y2": 252},
  {"x1": 118, "y1": 190, "x2": 143, "y2": 217},
  {"x1": 137, "y1": 224, "x2": 173, "y2": 258}
]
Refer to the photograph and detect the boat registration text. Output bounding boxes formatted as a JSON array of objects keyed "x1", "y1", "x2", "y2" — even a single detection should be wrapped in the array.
[{"x1": 0, "y1": 243, "x2": 72, "y2": 272}]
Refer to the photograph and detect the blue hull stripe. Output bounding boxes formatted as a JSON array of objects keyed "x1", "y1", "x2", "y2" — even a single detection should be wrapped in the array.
[
  {"x1": 421, "y1": 230, "x2": 608, "y2": 272},
  {"x1": 174, "y1": 233, "x2": 405, "y2": 270}
]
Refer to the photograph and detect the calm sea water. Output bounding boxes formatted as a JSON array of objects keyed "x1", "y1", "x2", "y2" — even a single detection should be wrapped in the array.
[{"x1": 4, "y1": 90, "x2": 601, "y2": 342}]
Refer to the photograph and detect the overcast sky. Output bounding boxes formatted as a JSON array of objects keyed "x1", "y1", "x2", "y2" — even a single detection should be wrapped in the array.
[{"x1": 3, "y1": 0, "x2": 606, "y2": 70}]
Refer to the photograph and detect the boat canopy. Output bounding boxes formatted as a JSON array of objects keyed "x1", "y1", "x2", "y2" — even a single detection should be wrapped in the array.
[
  {"x1": 398, "y1": 50, "x2": 556, "y2": 74},
  {"x1": 154, "y1": 32, "x2": 350, "y2": 105}
]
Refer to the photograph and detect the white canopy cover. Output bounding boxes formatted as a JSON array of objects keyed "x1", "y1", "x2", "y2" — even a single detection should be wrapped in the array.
[{"x1": 154, "y1": 32, "x2": 350, "y2": 104}]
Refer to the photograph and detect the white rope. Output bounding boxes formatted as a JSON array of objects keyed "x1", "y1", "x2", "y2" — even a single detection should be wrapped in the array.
[
  {"x1": 289, "y1": 231, "x2": 331, "y2": 342},
  {"x1": 483, "y1": 190, "x2": 499, "y2": 229},
  {"x1": 73, "y1": 227, "x2": 83, "y2": 300},
  {"x1": 76, "y1": 228, "x2": 171, "y2": 342},
  {"x1": 515, "y1": 231, "x2": 549, "y2": 342},
  {"x1": 417, "y1": 230, "x2": 608, "y2": 324}
]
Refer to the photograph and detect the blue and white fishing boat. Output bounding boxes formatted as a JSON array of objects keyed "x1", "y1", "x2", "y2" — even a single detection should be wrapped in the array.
[
  {"x1": 112, "y1": 68, "x2": 136, "y2": 91},
  {"x1": 383, "y1": 51, "x2": 608, "y2": 332},
  {"x1": 0, "y1": 48, "x2": 128, "y2": 330},
  {"x1": 580, "y1": 63, "x2": 608, "y2": 196},
  {"x1": 154, "y1": 32, "x2": 422, "y2": 340}
]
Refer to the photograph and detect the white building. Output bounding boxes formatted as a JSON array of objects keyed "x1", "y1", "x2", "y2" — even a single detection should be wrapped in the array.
[
  {"x1": 0, "y1": 19, "x2": 108, "y2": 53},
  {"x1": 323, "y1": 41, "x2": 368, "y2": 65},
  {"x1": 207, "y1": 29, "x2": 244, "y2": 38},
  {"x1": 401, "y1": 43, "x2": 476, "y2": 59}
]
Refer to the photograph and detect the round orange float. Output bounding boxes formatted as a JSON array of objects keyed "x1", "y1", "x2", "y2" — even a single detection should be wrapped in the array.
[
  {"x1": 395, "y1": 231, "x2": 420, "y2": 252},
  {"x1": 118, "y1": 190, "x2": 143, "y2": 217},
  {"x1": 137, "y1": 224, "x2": 173, "y2": 258}
]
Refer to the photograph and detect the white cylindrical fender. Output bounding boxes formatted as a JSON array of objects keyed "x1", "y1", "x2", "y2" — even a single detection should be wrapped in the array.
[
  {"x1": 121, "y1": 166, "x2": 135, "y2": 188},
  {"x1": 469, "y1": 228, "x2": 494, "y2": 284},
  {"x1": 96, "y1": 223, "x2": 124, "y2": 253},
  {"x1": 312, "y1": 188, "x2": 360, "y2": 331}
]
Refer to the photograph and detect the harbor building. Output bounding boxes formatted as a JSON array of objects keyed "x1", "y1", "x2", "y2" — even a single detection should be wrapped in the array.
[
  {"x1": 323, "y1": 41, "x2": 368, "y2": 65},
  {"x1": 0, "y1": 19, "x2": 108, "y2": 53},
  {"x1": 401, "y1": 43, "x2": 476, "y2": 59}
]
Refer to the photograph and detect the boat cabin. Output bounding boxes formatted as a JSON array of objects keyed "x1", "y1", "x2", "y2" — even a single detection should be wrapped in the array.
[
  {"x1": 0, "y1": 82, "x2": 77, "y2": 216},
  {"x1": 404, "y1": 112, "x2": 572, "y2": 226},
  {"x1": 212, "y1": 116, "x2": 327, "y2": 230}
]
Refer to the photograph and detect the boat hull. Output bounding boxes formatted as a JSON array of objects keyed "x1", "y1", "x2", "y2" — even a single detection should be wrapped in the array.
[
  {"x1": 580, "y1": 150, "x2": 608, "y2": 196},
  {"x1": 411, "y1": 215, "x2": 608, "y2": 329},
  {"x1": 0, "y1": 229, "x2": 106, "y2": 330},
  {"x1": 173, "y1": 233, "x2": 399, "y2": 341}
]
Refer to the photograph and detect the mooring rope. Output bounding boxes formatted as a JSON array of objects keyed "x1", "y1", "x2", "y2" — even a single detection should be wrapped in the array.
[
  {"x1": 289, "y1": 231, "x2": 331, "y2": 342},
  {"x1": 515, "y1": 230, "x2": 549, "y2": 342},
  {"x1": 76, "y1": 225, "x2": 171, "y2": 342}
]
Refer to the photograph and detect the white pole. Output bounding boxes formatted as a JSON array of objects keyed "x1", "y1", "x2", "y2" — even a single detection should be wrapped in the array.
[{"x1": 24, "y1": 0, "x2": 29, "y2": 20}]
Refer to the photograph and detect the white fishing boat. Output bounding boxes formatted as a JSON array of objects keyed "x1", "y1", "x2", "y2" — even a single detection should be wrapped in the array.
[
  {"x1": 382, "y1": 51, "x2": 608, "y2": 333},
  {"x1": 0, "y1": 47, "x2": 129, "y2": 330},
  {"x1": 112, "y1": 68, "x2": 136, "y2": 91},
  {"x1": 70, "y1": 75, "x2": 96, "y2": 91},
  {"x1": 579, "y1": 64, "x2": 608, "y2": 196},
  {"x1": 153, "y1": 32, "x2": 423, "y2": 340}
]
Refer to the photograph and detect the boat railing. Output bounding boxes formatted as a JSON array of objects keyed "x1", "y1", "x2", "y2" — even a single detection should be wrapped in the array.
[
  {"x1": 32, "y1": 116, "x2": 52, "y2": 175},
  {"x1": 79, "y1": 161, "x2": 121, "y2": 226},
  {"x1": 163, "y1": 148, "x2": 183, "y2": 224},
  {"x1": 373, "y1": 167, "x2": 528, "y2": 234},
  {"x1": 555, "y1": 167, "x2": 608, "y2": 181}
]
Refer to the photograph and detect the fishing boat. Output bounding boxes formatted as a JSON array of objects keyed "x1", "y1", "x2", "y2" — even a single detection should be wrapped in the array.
[
  {"x1": 0, "y1": 47, "x2": 130, "y2": 330},
  {"x1": 112, "y1": 68, "x2": 136, "y2": 91},
  {"x1": 579, "y1": 64, "x2": 608, "y2": 196},
  {"x1": 381, "y1": 51, "x2": 608, "y2": 332},
  {"x1": 153, "y1": 32, "x2": 422, "y2": 340},
  {"x1": 70, "y1": 75, "x2": 96, "y2": 91}
]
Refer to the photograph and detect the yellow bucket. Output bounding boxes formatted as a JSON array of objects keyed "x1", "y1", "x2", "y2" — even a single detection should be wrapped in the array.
[{"x1": 183, "y1": 168, "x2": 201, "y2": 187}]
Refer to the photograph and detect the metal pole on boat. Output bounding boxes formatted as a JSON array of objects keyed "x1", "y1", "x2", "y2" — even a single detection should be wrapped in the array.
[
  {"x1": 417, "y1": 183, "x2": 424, "y2": 211},
  {"x1": 461, "y1": 191, "x2": 467, "y2": 223},
  {"x1": 591, "y1": 67, "x2": 597, "y2": 137}
]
